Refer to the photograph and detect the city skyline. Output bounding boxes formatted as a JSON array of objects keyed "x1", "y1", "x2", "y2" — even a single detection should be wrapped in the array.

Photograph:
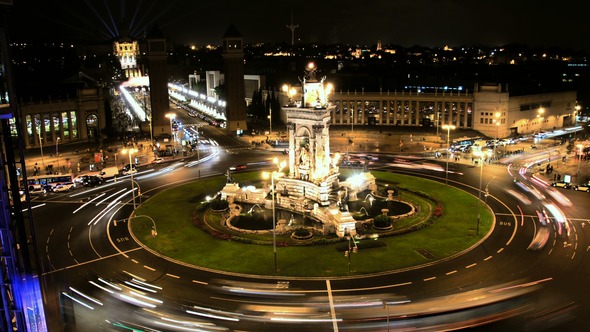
[{"x1": 7, "y1": 0, "x2": 590, "y2": 52}]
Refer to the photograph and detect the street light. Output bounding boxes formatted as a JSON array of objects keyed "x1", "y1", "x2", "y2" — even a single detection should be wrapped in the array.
[
  {"x1": 574, "y1": 102, "x2": 581, "y2": 140},
  {"x1": 268, "y1": 105, "x2": 272, "y2": 135},
  {"x1": 484, "y1": 176, "x2": 496, "y2": 207},
  {"x1": 55, "y1": 137, "x2": 61, "y2": 174},
  {"x1": 143, "y1": 88, "x2": 153, "y2": 146},
  {"x1": 122, "y1": 148, "x2": 138, "y2": 209},
  {"x1": 537, "y1": 107, "x2": 545, "y2": 133},
  {"x1": 262, "y1": 157, "x2": 287, "y2": 273},
  {"x1": 132, "y1": 215, "x2": 157, "y2": 237},
  {"x1": 37, "y1": 128, "x2": 44, "y2": 167},
  {"x1": 351, "y1": 108, "x2": 354, "y2": 133},
  {"x1": 493, "y1": 111, "x2": 501, "y2": 160},
  {"x1": 474, "y1": 150, "x2": 491, "y2": 235},
  {"x1": 442, "y1": 124, "x2": 455, "y2": 185},
  {"x1": 166, "y1": 112, "x2": 176, "y2": 154},
  {"x1": 576, "y1": 144, "x2": 584, "y2": 178},
  {"x1": 435, "y1": 111, "x2": 440, "y2": 142}
]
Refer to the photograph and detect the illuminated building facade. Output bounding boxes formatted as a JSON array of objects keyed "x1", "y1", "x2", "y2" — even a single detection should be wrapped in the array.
[{"x1": 113, "y1": 39, "x2": 141, "y2": 78}]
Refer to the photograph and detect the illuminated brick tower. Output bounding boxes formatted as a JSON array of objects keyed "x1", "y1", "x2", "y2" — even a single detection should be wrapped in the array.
[
  {"x1": 222, "y1": 24, "x2": 247, "y2": 134},
  {"x1": 145, "y1": 25, "x2": 171, "y2": 137}
]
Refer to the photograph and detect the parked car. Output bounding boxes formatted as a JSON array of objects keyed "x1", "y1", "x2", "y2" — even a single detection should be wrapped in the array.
[
  {"x1": 573, "y1": 182, "x2": 590, "y2": 192},
  {"x1": 551, "y1": 181, "x2": 571, "y2": 189}
]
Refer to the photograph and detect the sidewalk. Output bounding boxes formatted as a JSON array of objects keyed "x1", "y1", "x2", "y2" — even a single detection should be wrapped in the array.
[
  {"x1": 24, "y1": 139, "x2": 163, "y2": 177},
  {"x1": 535, "y1": 154, "x2": 590, "y2": 185},
  {"x1": 245, "y1": 127, "x2": 590, "y2": 186}
]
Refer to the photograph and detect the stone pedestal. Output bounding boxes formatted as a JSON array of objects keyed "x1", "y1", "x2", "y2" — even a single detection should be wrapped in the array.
[{"x1": 277, "y1": 219, "x2": 287, "y2": 232}]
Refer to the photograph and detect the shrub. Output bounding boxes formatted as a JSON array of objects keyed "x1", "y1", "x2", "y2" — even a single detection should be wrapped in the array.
[
  {"x1": 209, "y1": 198, "x2": 229, "y2": 211},
  {"x1": 433, "y1": 205, "x2": 443, "y2": 217},
  {"x1": 196, "y1": 201, "x2": 210, "y2": 212},
  {"x1": 373, "y1": 214, "x2": 391, "y2": 228},
  {"x1": 294, "y1": 228, "x2": 311, "y2": 237}
]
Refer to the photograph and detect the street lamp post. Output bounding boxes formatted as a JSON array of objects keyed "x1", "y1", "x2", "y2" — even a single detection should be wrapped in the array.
[
  {"x1": 442, "y1": 125, "x2": 455, "y2": 185},
  {"x1": 577, "y1": 144, "x2": 584, "y2": 179},
  {"x1": 144, "y1": 89, "x2": 153, "y2": 146},
  {"x1": 574, "y1": 102, "x2": 582, "y2": 141},
  {"x1": 131, "y1": 215, "x2": 157, "y2": 237},
  {"x1": 38, "y1": 130, "x2": 44, "y2": 167},
  {"x1": 268, "y1": 106, "x2": 272, "y2": 136},
  {"x1": 166, "y1": 112, "x2": 176, "y2": 154},
  {"x1": 196, "y1": 128, "x2": 200, "y2": 162},
  {"x1": 346, "y1": 230, "x2": 352, "y2": 274},
  {"x1": 484, "y1": 177, "x2": 495, "y2": 207},
  {"x1": 475, "y1": 151, "x2": 490, "y2": 235},
  {"x1": 122, "y1": 148, "x2": 138, "y2": 209},
  {"x1": 55, "y1": 137, "x2": 61, "y2": 174},
  {"x1": 537, "y1": 107, "x2": 545, "y2": 134},
  {"x1": 436, "y1": 111, "x2": 440, "y2": 142},
  {"x1": 493, "y1": 112, "x2": 501, "y2": 160},
  {"x1": 263, "y1": 157, "x2": 286, "y2": 273}
]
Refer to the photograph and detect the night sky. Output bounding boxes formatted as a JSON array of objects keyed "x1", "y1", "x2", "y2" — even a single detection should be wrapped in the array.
[{"x1": 6, "y1": 0, "x2": 590, "y2": 51}]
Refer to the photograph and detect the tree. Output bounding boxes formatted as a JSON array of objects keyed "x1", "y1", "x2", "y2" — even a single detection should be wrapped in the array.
[
  {"x1": 213, "y1": 83, "x2": 226, "y2": 100},
  {"x1": 248, "y1": 88, "x2": 264, "y2": 118}
]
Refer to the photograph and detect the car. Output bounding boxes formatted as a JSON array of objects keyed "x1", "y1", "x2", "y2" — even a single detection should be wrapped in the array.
[
  {"x1": 122, "y1": 168, "x2": 137, "y2": 175},
  {"x1": 229, "y1": 164, "x2": 246, "y2": 171},
  {"x1": 152, "y1": 157, "x2": 164, "y2": 164},
  {"x1": 42, "y1": 184, "x2": 56, "y2": 192},
  {"x1": 28, "y1": 186, "x2": 46, "y2": 195},
  {"x1": 74, "y1": 173, "x2": 99, "y2": 184},
  {"x1": 551, "y1": 181, "x2": 571, "y2": 189},
  {"x1": 573, "y1": 183, "x2": 590, "y2": 192},
  {"x1": 82, "y1": 175, "x2": 103, "y2": 187},
  {"x1": 53, "y1": 182, "x2": 75, "y2": 192},
  {"x1": 121, "y1": 163, "x2": 138, "y2": 172}
]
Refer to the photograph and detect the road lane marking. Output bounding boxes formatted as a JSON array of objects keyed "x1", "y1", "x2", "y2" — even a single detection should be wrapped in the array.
[{"x1": 325, "y1": 280, "x2": 339, "y2": 332}]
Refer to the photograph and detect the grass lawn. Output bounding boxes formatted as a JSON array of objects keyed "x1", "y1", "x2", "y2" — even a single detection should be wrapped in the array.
[{"x1": 130, "y1": 171, "x2": 492, "y2": 277}]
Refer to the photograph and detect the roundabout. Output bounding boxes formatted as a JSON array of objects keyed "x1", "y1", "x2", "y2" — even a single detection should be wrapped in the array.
[{"x1": 128, "y1": 170, "x2": 494, "y2": 277}]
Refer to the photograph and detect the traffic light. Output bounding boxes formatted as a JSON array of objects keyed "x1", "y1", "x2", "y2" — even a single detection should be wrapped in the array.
[{"x1": 344, "y1": 251, "x2": 349, "y2": 257}]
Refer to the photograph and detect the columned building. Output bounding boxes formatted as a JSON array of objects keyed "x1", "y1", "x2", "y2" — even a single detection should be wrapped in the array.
[
  {"x1": 329, "y1": 89, "x2": 473, "y2": 129},
  {"x1": 113, "y1": 37, "x2": 141, "y2": 78},
  {"x1": 18, "y1": 85, "x2": 106, "y2": 149},
  {"x1": 276, "y1": 84, "x2": 577, "y2": 139}
]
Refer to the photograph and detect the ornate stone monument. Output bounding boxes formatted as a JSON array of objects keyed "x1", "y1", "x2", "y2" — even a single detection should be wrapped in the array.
[{"x1": 222, "y1": 63, "x2": 376, "y2": 237}]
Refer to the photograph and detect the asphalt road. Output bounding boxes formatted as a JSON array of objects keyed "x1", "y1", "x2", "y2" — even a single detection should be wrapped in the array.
[{"x1": 26, "y1": 118, "x2": 590, "y2": 331}]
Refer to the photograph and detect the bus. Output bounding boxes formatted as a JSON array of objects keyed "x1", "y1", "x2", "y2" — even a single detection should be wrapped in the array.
[{"x1": 22, "y1": 173, "x2": 75, "y2": 190}]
